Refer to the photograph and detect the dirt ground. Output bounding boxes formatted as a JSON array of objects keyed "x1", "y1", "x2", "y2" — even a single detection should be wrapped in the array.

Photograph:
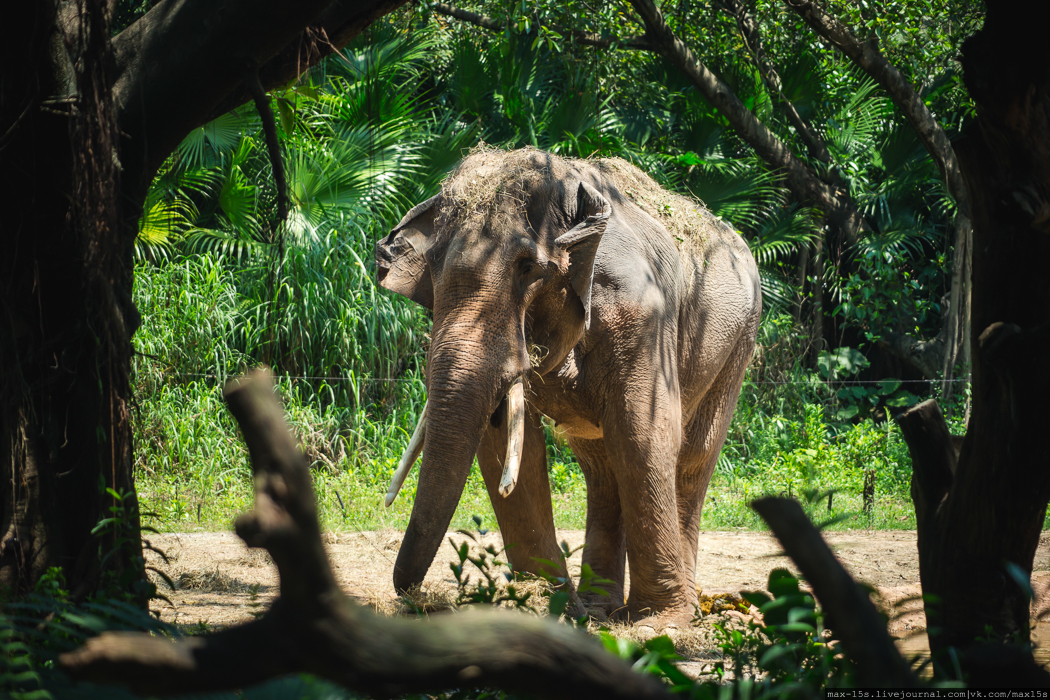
[{"x1": 145, "y1": 528, "x2": 1050, "y2": 677}]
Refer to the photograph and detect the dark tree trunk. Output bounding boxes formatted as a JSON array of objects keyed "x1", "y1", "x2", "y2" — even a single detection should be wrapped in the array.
[
  {"x1": 0, "y1": 0, "x2": 411, "y2": 597},
  {"x1": 0, "y1": 0, "x2": 143, "y2": 599},
  {"x1": 898, "y1": 1, "x2": 1050, "y2": 681}
]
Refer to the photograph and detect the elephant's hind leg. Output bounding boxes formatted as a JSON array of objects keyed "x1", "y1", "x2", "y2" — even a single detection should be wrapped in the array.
[
  {"x1": 569, "y1": 437, "x2": 627, "y2": 613},
  {"x1": 677, "y1": 341, "x2": 754, "y2": 593}
]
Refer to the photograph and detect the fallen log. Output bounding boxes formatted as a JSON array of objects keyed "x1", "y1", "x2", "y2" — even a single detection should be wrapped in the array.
[{"x1": 59, "y1": 370, "x2": 672, "y2": 700}]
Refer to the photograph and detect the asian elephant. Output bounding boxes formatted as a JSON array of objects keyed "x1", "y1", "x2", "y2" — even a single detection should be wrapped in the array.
[{"x1": 376, "y1": 147, "x2": 761, "y2": 627}]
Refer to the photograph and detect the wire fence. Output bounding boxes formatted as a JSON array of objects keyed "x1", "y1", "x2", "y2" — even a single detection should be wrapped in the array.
[{"x1": 158, "y1": 371, "x2": 971, "y2": 387}]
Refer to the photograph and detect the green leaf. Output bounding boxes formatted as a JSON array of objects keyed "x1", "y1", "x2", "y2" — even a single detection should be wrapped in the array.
[
  {"x1": 878, "y1": 378, "x2": 902, "y2": 394},
  {"x1": 740, "y1": 591, "x2": 772, "y2": 609},
  {"x1": 886, "y1": 391, "x2": 919, "y2": 407},
  {"x1": 548, "y1": 591, "x2": 569, "y2": 617},
  {"x1": 276, "y1": 97, "x2": 296, "y2": 136},
  {"x1": 600, "y1": 631, "x2": 638, "y2": 660},
  {"x1": 834, "y1": 405, "x2": 860, "y2": 421},
  {"x1": 759, "y1": 644, "x2": 796, "y2": 668},
  {"x1": 643, "y1": 634, "x2": 679, "y2": 659},
  {"x1": 768, "y1": 568, "x2": 801, "y2": 598}
]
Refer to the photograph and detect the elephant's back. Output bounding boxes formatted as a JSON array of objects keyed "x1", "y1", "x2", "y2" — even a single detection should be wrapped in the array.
[
  {"x1": 589, "y1": 157, "x2": 732, "y2": 258},
  {"x1": 584, "y1": 159, "x2": 761, "y2": 413}
]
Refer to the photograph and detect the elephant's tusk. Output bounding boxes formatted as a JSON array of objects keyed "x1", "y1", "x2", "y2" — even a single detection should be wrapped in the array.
[
  {"x1": 499, "y1": 378, "x2": 525, "y2": 497},
  {"x1": 384, "y1": 401, "x2": 427, "y2": 507}
]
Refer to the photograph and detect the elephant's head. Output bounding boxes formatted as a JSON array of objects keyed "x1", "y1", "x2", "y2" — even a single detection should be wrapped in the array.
[{"x1": 375, "y1": 149, "x2": 609, "y2": 591}]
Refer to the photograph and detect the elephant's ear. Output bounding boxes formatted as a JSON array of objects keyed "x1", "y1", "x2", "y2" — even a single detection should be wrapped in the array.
[
  {"x1": 376, "y1": 195, "x2": 440, "y2": 309},
  {"x1": 555, "y1": 181, "x2": 610, "y2": 329}
]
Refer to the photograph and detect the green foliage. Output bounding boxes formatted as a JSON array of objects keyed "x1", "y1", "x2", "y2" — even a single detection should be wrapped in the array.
[
  {"x1": 692, "y1": 568, "x2": 854, "y2": 695},
  {"x1": 0, "y1": 569, "x2": 177, "y2": 700},
  {"x1": 448, "y1": 517, "x2": 537, "y2": 611}
]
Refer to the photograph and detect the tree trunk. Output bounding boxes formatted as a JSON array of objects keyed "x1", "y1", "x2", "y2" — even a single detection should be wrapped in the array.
[
  {"x1": 809, "y1": 233, "x2": 825, "y2": 359},
  {"x1": 897, "y1": 3, "x2": 1050, "y2": 680},
  {"x1": 0, "y1": 0, "x2": 143, "y2": 599},
  {"x1": 0, "y1": 0, "x2": 411, "y2": 597},
  {"x1": 941, "y1": 213, "x2": 972, "y2": 405}
]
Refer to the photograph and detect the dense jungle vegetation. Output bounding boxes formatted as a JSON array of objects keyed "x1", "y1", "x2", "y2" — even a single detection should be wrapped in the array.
[{"x1": 128, "y1": 1, "x2": 979, "y2": 534}]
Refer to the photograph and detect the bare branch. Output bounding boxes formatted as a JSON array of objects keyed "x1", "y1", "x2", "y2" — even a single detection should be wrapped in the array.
[
  {"x1": 430, "y1": 3, "x2": 653, "y2": 51},
  {"x1": 750, "y1": 497, "x2": 919, "y2": 688},
  {"x1": 716, "y1": 0, "x2": 833, "y2": 166},
  {"x1": 626, "y1": 0, "x2": 866, "y2": 245},
  {"x1": 59, "y1": 371, "x2": 673, "y2": 700},
  {"x1": 245, "y1": 68, "x2": 289, "y2": 230},
  {"x1": 111, "y1": 0, "x2": 411, "y2": 195}
]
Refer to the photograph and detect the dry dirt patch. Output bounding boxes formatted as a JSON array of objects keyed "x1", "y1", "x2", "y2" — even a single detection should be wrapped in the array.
[{"x1": 145, "y1": 529, "x2": 1050, "y2": 671}]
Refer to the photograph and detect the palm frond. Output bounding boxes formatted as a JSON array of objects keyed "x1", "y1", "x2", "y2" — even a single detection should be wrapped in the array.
[
  {"x1": 182, "y1": 226, "x2": 270, "y2": 263},
  {"x1": 757, "y1": 266, "x2": 799, "y2": 316},
  {"x1": 748, "y1": 206, "x2": 822, "y2": 266},
  {"x1": 825, "y1": 76, "x2": 892, "y2": 160},
  {"x1": 678, "y1": 155, "x2": 786, "y2": 230},
  {"x1": 176, "y1": 110, "x2": 255, "y2": 170},
  {"x1": 852, "y1": 222, "x2": 936, "y2": 259}
]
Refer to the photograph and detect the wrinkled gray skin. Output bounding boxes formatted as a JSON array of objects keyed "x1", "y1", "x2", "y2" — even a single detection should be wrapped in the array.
[{"x1": 376, "y1": 149, "x2": 761, "y2": 626}]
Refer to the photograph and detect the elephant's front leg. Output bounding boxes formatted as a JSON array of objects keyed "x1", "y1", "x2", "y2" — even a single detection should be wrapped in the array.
[
  {"x1": 603, "y1": 395, "x2": 694, "y2": 627},
  {"x1": 476, "y1": 405, "x2": 582, "y2": 613}
]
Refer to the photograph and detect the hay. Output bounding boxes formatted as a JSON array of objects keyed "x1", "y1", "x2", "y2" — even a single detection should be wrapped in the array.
[
  {"x1": 176, "y1": 567, "x2": 248, "y2": 593},
  {"x1": 438, "y1": 145, "x2": 730, "y2": 253},
  {"x1": 592, "y1": 156, "x2": 729, "y2": 251},
  {"x1": 235, "y1": 549, "x2": 273, "y2": 568},
  {"x1": 375, "y1": 584, "x2": 458, "y2": 617}
]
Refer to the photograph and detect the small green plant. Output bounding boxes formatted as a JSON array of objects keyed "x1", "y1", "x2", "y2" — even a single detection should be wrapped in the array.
[
  {"x1": 598, "y1": 632, "x2": 695, "y2": 694},
  {"x1": 532, "y1": 541, "x2": 614, "y2": 626},
  {"x1": 692, "y1": 568, "x2": 854, "y2": 696},
  {"x1": 1, "y1": 568, "x2": 179, "y2": 700},
  {"x1": 247, "y1": 583, "x2": 266, "y2": 620},
  {"x1": 91, "y1": 484, "x2": 159, "y2": 604},
  {"x1": 187, "y1": 620, "x2": 212, "y2": 635},
  {"x1": 449, "y1": 516, "x2": 536, "y2": 611}
]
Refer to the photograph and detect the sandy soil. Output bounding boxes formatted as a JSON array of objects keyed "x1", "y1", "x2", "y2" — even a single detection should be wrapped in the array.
[{"x1": 144, "y1": 528, "x2": 1050, "y2": 676}]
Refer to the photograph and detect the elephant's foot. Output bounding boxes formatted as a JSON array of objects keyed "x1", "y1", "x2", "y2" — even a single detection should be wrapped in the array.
[
  {"x1": 612, "y1": 603, "x2": 695, "y2": 633},
  {"x1": 579, "y1": 590, "x2": 625, "y2": 622},
  {"x1": 563, "y1": 588, "x2": 587, "y2": 619}
]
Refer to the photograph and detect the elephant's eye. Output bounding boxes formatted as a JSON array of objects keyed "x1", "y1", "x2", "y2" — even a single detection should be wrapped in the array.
[{"x1": 520, "y1": 261, "x2": 534, "y2": 276}]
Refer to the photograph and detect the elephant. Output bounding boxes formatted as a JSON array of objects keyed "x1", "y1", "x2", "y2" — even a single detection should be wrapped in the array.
[{"x1": 376, "y1": 147, "x2": 761, "y2": 627}]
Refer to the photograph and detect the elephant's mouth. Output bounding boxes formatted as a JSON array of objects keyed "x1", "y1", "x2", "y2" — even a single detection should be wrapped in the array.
[{"x1": 383, "y1": 375, "x2": 527, "y2": 507}]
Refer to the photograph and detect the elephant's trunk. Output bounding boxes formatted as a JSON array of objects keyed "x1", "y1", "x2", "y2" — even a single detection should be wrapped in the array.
[{"x1": 392, "y1": 318, "x2": 518, "y2": 593}]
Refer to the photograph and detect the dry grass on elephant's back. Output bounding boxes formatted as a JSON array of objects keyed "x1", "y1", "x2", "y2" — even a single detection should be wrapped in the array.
[
  {"x1": 592, "y1": 156, "x2": 733, "y2": 256},
  {"x1": 440, "y1": 145, "x2": 733, "y2": 255}
]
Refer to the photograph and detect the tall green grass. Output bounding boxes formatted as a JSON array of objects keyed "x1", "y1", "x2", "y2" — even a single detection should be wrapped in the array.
[
  {"x1": 132, "y1": 259, "x2": 922, "y2": 534},
  {"x1": 132, "y1": 249, "x2": 507, "y2": 533}
]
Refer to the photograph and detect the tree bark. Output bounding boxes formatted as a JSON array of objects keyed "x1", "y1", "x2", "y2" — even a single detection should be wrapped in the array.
[
  {"x1": 59, "y1": 372, "x2": 674, "y2": 700},
  {"x1": 1, "y1": 0, "x2": 142, "y2": 599},
  {"x1": 894, "y1": 3, "x2": 1050, "y2": 680}
]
